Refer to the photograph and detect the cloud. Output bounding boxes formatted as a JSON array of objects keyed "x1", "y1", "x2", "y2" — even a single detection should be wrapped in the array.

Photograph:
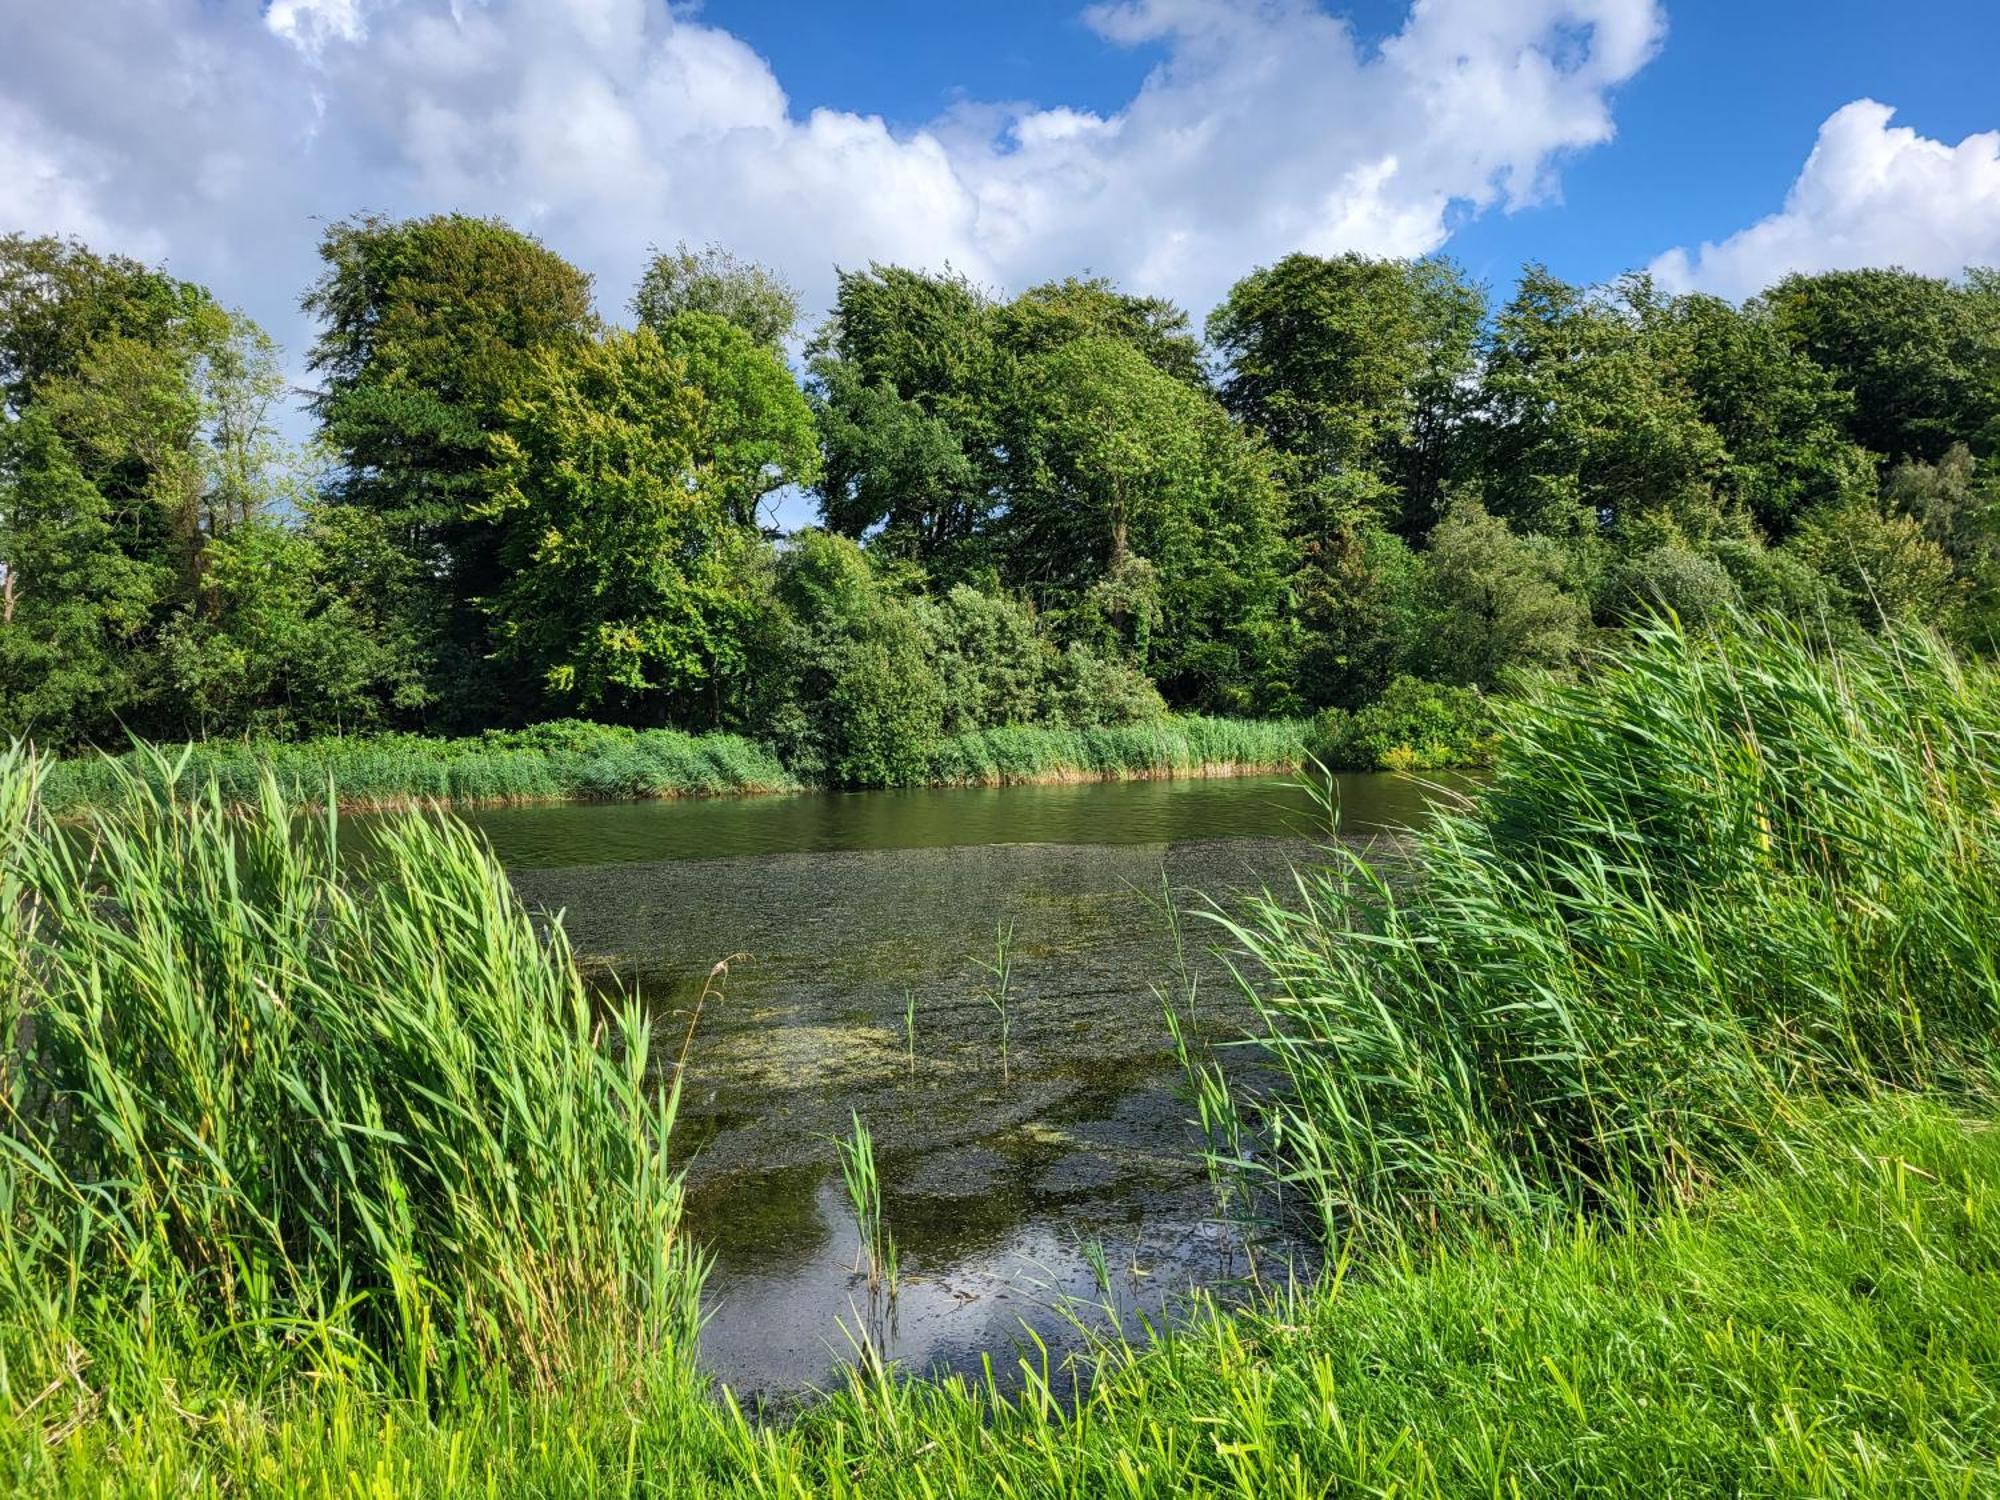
[
  {"x1": 1653, "y1": 100, "x2": 2000, "y2": 299},
  {"x1": 0, "y1": 0, "x2": 1664, "y2": 366}
]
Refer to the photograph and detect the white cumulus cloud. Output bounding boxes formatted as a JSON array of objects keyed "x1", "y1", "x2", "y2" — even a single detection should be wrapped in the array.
[
  {"x1": 1653, "y1": 99, "x2": 2000, "y2": 298},
  {"x1": 0, "y1": 0, "x2": 1665, "y2": 362}
]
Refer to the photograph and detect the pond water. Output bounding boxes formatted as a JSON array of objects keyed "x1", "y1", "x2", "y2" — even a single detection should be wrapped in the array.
[{"x1": 454, "y1": 772, "x2": 1453, "y2": 1400}]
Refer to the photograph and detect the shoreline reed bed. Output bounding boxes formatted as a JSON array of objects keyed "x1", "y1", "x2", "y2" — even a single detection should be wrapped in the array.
[
  {"x1": 36, "y1": 722, "x2": 799, "y2": 816},
  {"x1": 35, "y1": 714, "x2": 1323, "y2": 817},
  {"x1": 0, "y1": 748, "x2": 707, "y2": 1412},
  {"x1": 1206, "y1": 616, "x2": 2000, "y2": 1247}
]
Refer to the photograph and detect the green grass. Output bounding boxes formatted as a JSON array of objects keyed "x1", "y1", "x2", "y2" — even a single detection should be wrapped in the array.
[
  {"x1": 37, "y1": 721, "x2": 798, "y2": 815},
  {"x1": 7, "y1": 618, "x2": 2000, "y2": 1494},
  {"x1": 4, "y1": 1095, "x2": 1995, "y2": 1495},
  {"x1": 925, "y1": 714, "x2": 1310, "y2": 786},
  {"x1": 0, "y1": 749, "x2": 705, "y2": 1412},
  {"x1": 1209, "y1": 616, "x2": 2000, "y2": 1244},
  {"x1": 36, "y1": 715, "x2": 1317, "y2": 815}
]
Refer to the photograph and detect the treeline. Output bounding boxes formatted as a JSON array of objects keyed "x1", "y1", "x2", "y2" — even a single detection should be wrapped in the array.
[{"x1": 2, "y1": 220, "x2": 1996, "y2": 781}]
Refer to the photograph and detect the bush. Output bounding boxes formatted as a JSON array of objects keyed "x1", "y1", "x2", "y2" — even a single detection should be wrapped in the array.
[
  {"x1": 1305, "y1": 675, "x2": 1494, "y2": 771},
  {"x1": 1606, "y1": 544, "x2": 1741, "y2": 630}
]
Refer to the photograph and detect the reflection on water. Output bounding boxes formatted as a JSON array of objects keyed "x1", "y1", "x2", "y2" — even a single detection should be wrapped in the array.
[
  {"x1": 453, "y1": 769, "x2": 1445, "y2": 868},
  {"x1": 443, "y1": 774, "x2": 1453, "y2": 1397}
]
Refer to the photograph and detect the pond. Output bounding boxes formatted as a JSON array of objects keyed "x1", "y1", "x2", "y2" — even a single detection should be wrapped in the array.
[{"x1": 455, "y1": 772, "x2": 1453, "y2": 1400}]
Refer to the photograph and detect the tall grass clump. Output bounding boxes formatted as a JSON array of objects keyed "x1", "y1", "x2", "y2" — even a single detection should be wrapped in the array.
[
  {"x1": 926, "y1": 714, "x2": 1309, "y2": 786},
  {"x1": 37, "y1": 722, "x2": 797, "y2": 816},
  {"x1": 1214, "y1": 616, "x2": 2000, "y2": 1244},
  {"x1": 0, "y1": 748, "x2": 704, "y2": 1405}
]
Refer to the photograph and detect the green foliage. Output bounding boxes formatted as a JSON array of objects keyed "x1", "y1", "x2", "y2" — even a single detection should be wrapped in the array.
[
  {"x1": 1763, "y1": 266, "x2": 2000, "y2": 463},
  {"x1": 157, "y1": 511, "x2": 427, "y2": 738},
  {"x1": 912, "y1": 584, "x2": 1052, "y2": 734},
  {"x1": 1306, "y1": 674, "x2": 1494, "y2": 772},
  {"x1": 926, "y1": 713, "x2": 1305, "y2": 786},
  {"x1": 1786, "y1": 496, "x2": 1962, "y2": 633},
  {"x1": 303, "y1": 213, "x2": 598, "y2": 723},
  {"x1": 1218, "y1": 619, "x2": 2000, "y2": 1244},
  {"x1": 1659, "y1": 292, "x2": 1873, "y2": 535},
  {"x1": 652, "y1": 310, "x2": 820, "y2": 529},
  {"x1": 809, "y1": 264, "x2": 1005, "y2": 571},
  {"x1": 1605, "y1": 542, "x2": 1743, "y2": 631},
  {"x1": 760, "y1": 531, "x2": 944, "y2": 787},
  {"x1": 37, "y1": 725, "x2": 795, "y2": 815},
  {"x1": 1209, "y1": 252, "x2": 1483, "y2": 529},
  {"x1": 1006, "y1": 336, "x2": 1288, "y2": 708},
  {"x1": 482, "y1": 327, "x2": 762, "y2": 718},
  {"x1": 0, "y1": 752, "x2": 704, "y2": 1400},
  {"x1": 1480, "y1": 270, "x2": 1727, "y2": 540},
  {"x1": 1413, "y1": 500, "x2": 1591, "y2": 686},
  {"x1": 1291, "y1": 520, "x2": 1427, "y2": 710},
  {"x1": 995, "y1": 276, "x2": 1206, "y2": 387},
  {"x1": 7, "y1": 1095, "x2": 1997, "y2": 1494},
  {"x1": 0, "y1": 409, "x2": 168, "y2": 744},
  {"x1": 631, "y1": 241, "x2": 802, "y2": 351}
]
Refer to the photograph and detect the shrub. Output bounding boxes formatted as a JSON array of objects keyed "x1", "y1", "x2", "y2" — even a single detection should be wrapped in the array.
[
  {"x1": 1607, "y1": 544, "x2": 1741, "y2": 630},
  {"x1": 1305, "y1": 675, "x2": 1494, "y2": 771}
]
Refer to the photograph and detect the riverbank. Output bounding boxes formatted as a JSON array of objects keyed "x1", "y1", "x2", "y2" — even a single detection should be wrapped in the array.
[
  {"x1": 36, "y1": 715, "x2": 1313, "y2": 816},
  {"x1": 8, "y1": 620, "x2": 1996, "y2": 1494},
  {"x1": 8, "y1": 1093, "x2": 1995, "y2": 1495}
]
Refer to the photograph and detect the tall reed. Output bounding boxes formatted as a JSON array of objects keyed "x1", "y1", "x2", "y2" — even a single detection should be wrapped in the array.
[
  {"x1": 0, "y1": 747, "x2": 706, "y2": 1404},
  {"x1": 1211, "y1": 617, "x2": 2000, "y2": 1244},
  {"x1": 836, "y1": 1111, "x2": 896, "y2": 1300}
]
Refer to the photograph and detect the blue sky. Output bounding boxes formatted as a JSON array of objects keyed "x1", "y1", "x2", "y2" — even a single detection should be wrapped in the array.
[
  {"x1": 702, "y1": 0, "x2": 2000, "y2": 296},
  {"x1": 3, "y1": 0, "x2": 1997, "y2": 355}
]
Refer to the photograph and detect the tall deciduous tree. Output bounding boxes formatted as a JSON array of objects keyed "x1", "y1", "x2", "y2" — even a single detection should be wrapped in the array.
[
  {"x1": 303, "y1": 213, "x2": 598, "y2": 722},
  {"x1": 1763, "y1": 268, "x2": 2000, "y2": 464},
  {"x1": 480, "y1": 328, "x2": 759, "y2": 721},
  {"x1": 1005, "y1": 336, "x2": 1287, "y2": 709},
  {"x1": 652, "y1": 310, "x2": 818, "y2": 530},
  {"x1": 1480, "y1": 270, "x2": 1725, "y2": 542},
  {"x1": 810, "y1": 264, "x2": 1006, "y2": 571},
  {"x1": 632, "y1": 243, "x2": 802, "y2": 352}
]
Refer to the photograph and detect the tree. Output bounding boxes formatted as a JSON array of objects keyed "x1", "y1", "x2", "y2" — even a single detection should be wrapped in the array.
[
  {"x1": 653, "y1": 311, "x2": 818, "y2": 530},
  {"x1": 0, "y1": 234, "x2": 201, "y2": 412},
  {"x1": 1658, "y1": 292, "x2": 1873, "y2": 537},
  {"x1": 632, "y1": 242, "x2": 802, "y2": 352},
  {"x1": 1004, "y1": 336, "x2": 1287, "y2": 709},
  {"x1": 1788, "y1": 497, "x2": 1962, "y2": 635},
  {"x1": 303, "y1": 213, "x2": 598, "y2": 722},
  {"x1": 1292, "y1": 522, "x2": 1426, "y2": 711},
  {"x1": 1208, "y1": 252, "x2": 1426, "y2": 508},
  {"x1": 480, "y1": 328, "x2": 759, "y2": 721},
  {"x1": 1479, "y1": 270, "x2": 1725, "y2": 541},
  {"x1": 995, "y1": 277, "x2": 1205, "y2": 387},
  {"x1": 0, "y1": 409, "x2": 168, "y2": 745},
  {"x1": 758, "y1": 531, "x2": 943, "y2": 787},
  {"x1": 1763, "y1": 268, "x2": 2000, "y2": 465},
  {"x1": 40, "y1": 304, "x2": 293, "y2": 602},
  {"x1": 809, "y1": 265, "x2": 1006, "y2": 572},
  {"x1": 1414, "y1": 500, "x2": 1591, "y2": 687},
  {"x1": 158, "y1": 509, "x2": 429, "y2": 739}
]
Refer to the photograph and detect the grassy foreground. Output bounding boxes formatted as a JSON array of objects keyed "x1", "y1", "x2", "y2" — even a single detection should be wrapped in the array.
[
  {"x1": 37, "y1": 715, "x2": 1313, "y2": 815},
  {"x1": 5, "y1": 1096, "x2": 1996, "y2": 1495},
  {"x1": 5, "y1": 617, "x2": 1999, "y2": 1494}
]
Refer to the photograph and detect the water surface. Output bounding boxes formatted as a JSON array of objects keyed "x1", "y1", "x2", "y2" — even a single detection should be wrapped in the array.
[{"x1": 453, "y1": 772, "x2": 1451, "y2": 1397}]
